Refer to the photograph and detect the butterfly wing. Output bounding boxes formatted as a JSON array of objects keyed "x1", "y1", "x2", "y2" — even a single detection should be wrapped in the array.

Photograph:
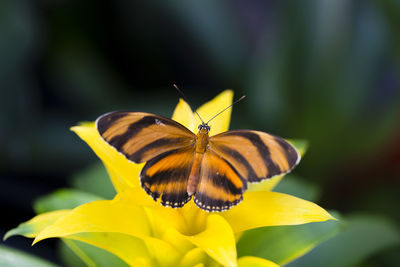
[
  {"x1": 96, "y1": 111, "x2": 195, "y2": 163},
  {"x1": 140, "y1": 146, "x2": 195, "y2": 207},
  {"x1": 209, "y1": 130, "x2": 300, "y2": 182},
  {"x1": 193, "y1": 150, "x2": 247, "y2": 212}
]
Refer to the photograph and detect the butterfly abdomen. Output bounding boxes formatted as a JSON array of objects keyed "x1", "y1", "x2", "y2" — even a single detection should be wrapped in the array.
[{"x1": 187, "y1": 153, "x2": 203, "y2": 196}]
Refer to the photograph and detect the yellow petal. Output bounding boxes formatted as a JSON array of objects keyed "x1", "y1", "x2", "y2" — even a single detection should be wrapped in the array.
[
  {"x1": 143, "y1": 236, "x2": 182, "y2": 266},
  {"x1": 64, "y1": 232, "x2": 181, "y2": 267},
  {"x1": 143, "y1": 206, "x2": 189, "y2": 238},
  {"x1": 195, "y1": 90, "x2": 234, "y2": 136},
  {"x1": 180, "y1": 201, "x2": 209, "y2": 235},
  {"x1": 222, "y1": 191, "x2": 335, "y2": 233},
  {"x1": 181, "y1": 214, "x2": 237, "y2": 267},
  {"x1": 172, "y1": 98, "x2": 197, "y2": 132},
  {"x1": 30, "y1": 189, "x2": 184, "y2": 265},
  {"x1": 65, "y1": 232, "x2": 153, "y2": 266},
  {"x1": 71, "y1": 123, "x2": 144, "y2": 191},
  {"x1": 161, "y1": 228, "x2": 195, "y2": 255},
  {"x1": 179, "y1": 248, "x2": 207, "y2": 267},
  {"x1": 117, "y1": 187, "x2": 159, "y2": 207},
  {"x1": 4, "y1": 210, "x2": 70, "y2": 240},
  {"x1": 238, "y1": 256, "x2": 279, "y2": 267},
  {"x1": 33, "y1": 197, "x2": 151, "y2": 244},
  {"x1": 246, "y1": 174, "x2": 285, "y2": 192},
  {"x1": 103, "y1": 163, "x2": 136, "y2": 193}
]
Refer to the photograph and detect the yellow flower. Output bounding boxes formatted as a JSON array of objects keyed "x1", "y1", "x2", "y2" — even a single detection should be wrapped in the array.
[{"x1": 5, "y1": 90, "x2": 334, "y2": 267}]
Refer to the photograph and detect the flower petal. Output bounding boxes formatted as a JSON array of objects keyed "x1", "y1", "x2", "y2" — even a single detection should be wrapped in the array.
[
  {"x1": 142, "y1": 236, "x2": 182, "y2": 266},
  {"x1": 180, "y1": 202, "x2": 209, "y2": 235},
  {"x1": 143, "y1": 206, "x2": 189, "y2": 238},
  {"x1": 181, "y1": 214, "x2": 237, "y2": 267},
  {"x1": 71, "y1": 123, "x2": 144, "y2": 191},
  {"x1": 33, "y1": 196, "x2": 152, "y2": 244},
  {"x1": 65, "y1": 232, "x2": 153, "y2": 266},
  {"x1": 4, "y1": 210, "x2": 70, "y2": 240},
  {"x1": 195, "y1": 90, "x2": 234, "y2": 136},
  {"x1": 179, "y1": 248, "x2": 208, "y2": 267},
  {"x1": 222, "y1": 191, "x2": 335, "y2": 233},
  {"x1": 238, "y1": 256, "x2": 279, "y2": 267},
  {"x1": 246, "y1": 175, "x2": 285, "y2": 193},
  {"x1": 172, "y1": 98, "x2": 197, "y2": 132},
  {"x1": 30, "y1": 189, "x2": 185, "y2": 265}
]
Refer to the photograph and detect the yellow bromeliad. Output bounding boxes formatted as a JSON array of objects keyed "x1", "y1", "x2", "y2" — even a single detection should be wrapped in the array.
[{"x1": 6, "y1": 90, "x2": 334, "y2": 267}]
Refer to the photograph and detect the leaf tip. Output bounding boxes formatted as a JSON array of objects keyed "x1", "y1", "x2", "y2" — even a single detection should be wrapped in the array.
[{"x1": 3, "y1": 229, "x2": 15, "y2": 241}]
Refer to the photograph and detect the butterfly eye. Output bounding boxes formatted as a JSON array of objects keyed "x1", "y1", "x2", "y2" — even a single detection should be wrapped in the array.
[{"x1": 198, "y1": 124, "x2": 210, "y2": 132}]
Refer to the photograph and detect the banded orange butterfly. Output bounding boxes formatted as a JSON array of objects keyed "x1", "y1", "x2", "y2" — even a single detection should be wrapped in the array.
[{"x1": 96, "y1": 93, "x2": 300, "y2": 212}]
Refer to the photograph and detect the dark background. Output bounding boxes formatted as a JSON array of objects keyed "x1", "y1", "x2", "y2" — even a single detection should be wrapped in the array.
[{"x1": 1, "y1": 0, "x2": 400, "y2": 265}]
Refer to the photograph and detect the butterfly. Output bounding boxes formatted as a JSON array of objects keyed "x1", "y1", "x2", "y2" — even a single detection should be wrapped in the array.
[{"x1": 96, "y1": 100, "x2": 300, "y2": 212}]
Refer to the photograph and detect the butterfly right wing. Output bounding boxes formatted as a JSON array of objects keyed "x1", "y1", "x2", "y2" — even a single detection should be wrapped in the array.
[
  {"x1": 194, "y1": 150, "x2": 246, "y2": 212},
  {"x1": 96, "y1": 111, "x2": 196, "y2": 163},
  {"x1": 209, "y1": 130, "x2": 300, "y2": 182}
]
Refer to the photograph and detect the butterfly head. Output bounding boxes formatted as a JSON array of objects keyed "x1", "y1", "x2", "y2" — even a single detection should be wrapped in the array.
[{"x1": 198, "y1": 123, "x2": 210, "y2": 134}]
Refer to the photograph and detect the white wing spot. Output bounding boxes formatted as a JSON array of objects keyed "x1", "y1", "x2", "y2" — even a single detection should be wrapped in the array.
[{"x1": 155, "y1": 119, "x2": 165, "y2": 126}]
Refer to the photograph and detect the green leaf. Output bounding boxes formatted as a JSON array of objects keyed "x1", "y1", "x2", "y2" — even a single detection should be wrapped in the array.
[
  {"x1": 238, "y1": 256, "x2": 279, "y2": 267},
  {"x1": 58, "y1": 240, "x2": 86, "y2": 267},
  {"x1": 287, "y1": 215, "x2": 400, "y2": 267},
  {"x1": 0, "y1": 245, "x2": 58, "y2": 267},
  {"x1": 273, "y1": 175, "x2": 320, "y2": 202},
  {"x1": 59, "y1": 239, "x2": 129, "y2": 267},
  {"x1": 237, "y1": 215, "x2": 342, "y2": 265},
  {"x1": 69, "y1": 162, "x2": 116, "y2": 199},
  {"x1": 287, "y1": 139, "x2": 309, "y2": 157},
  {"x1": 33, "y1": 189, "x2": 104, "y2": 214}
]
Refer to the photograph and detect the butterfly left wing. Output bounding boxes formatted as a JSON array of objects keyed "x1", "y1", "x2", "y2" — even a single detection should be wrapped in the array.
[
  {"x1": 96, "y1": 111, "x2": 195, "y2": 163},
  {"x1": 140, "y1": 146, "x2": 195, "y2": 207},
  {"x1": 209, "y1": 130, "x2": 300, "y2": 182},
  {"x1": 194, "y1": 150, "x2": 247, "y2": 212}
]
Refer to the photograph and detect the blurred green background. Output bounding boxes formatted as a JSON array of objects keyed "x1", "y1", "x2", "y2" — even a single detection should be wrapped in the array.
[{"x1": 1, "y1": 0, "x2": 400, "y2": 266}]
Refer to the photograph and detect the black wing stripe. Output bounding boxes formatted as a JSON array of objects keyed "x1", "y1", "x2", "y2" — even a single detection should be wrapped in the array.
[
  {"x1": 140, "y1": 147, "x2": 194, "y2": 208},
  {"x1": 215, "y1": 144, "x2": 258, "y2": 180},
  {"x1": 273, "y1": 136, "x2": 299, "y2": 167},
  {"x1": 107, "y1": 116, "x2": 176, "y2": 150},
  {"x1": 97, "y1": 112, "x2": 129, "y2": 135},
  {"x1": 142, "y1": 168, "x2": 189, "y2": 184},
  {"x1": 194, "y1": 193, "x2": 243, "y2": 212},
  {"x1": 129, "y1": 137, "x2": 189, "y2": 162},
  {"x1": 161, "y1": 193, "x2": 192, "y2": 208},
  {"x1": 220, "y1": 155, "x2": 248, "y2": 191},
  {"x1": 208, "y1": 171, "x2": 244, "y2": 195},
  {"x1": 224, "y1": 131, "x2": 282, "y2": 178}
]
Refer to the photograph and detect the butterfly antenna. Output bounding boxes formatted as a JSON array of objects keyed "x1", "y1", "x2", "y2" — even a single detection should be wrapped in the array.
[
  {"x1": 173, "y1": 84, "x2": 205, "y2": 124},
  {"x1": 206, "y1": 95, "x2": 246, "y2": 125}
]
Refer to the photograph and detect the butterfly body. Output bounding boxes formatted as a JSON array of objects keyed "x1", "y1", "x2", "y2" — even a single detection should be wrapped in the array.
[
  {"x1": 96, "y1": 111, "x2": 300, "y2": 212},
  {"x1": 187, "y1": 124, "x2": 210, "y2": 196}
]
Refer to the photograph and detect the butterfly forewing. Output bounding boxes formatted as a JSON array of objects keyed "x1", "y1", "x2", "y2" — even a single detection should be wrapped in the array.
[
  {"x1": 210, "y1": 130, "x2": 300, "y2": 182},
  {"x1": 96, "y1": 111, "x2": 195, "y2": 163},
  {"x1": 140, "y1": 147, "x2": 195, "y2": 207},
  {"x1": 194, "y1": 151, "x2": 246, "y2": 212}
]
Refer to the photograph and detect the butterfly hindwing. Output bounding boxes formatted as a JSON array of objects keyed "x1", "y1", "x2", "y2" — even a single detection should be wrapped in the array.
[
  {"x1": 96, "y1": 111, "x2": 195, "y2": 163},
  {"x1": 140, "y1": 147, "x2": 195, "y2": 208},
  {"x1": 194, "y1": 151, "x2": 246, "y2": 212},
  {"x1": 210, "y1": 130, "x2": 300, "y2": 182}
]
